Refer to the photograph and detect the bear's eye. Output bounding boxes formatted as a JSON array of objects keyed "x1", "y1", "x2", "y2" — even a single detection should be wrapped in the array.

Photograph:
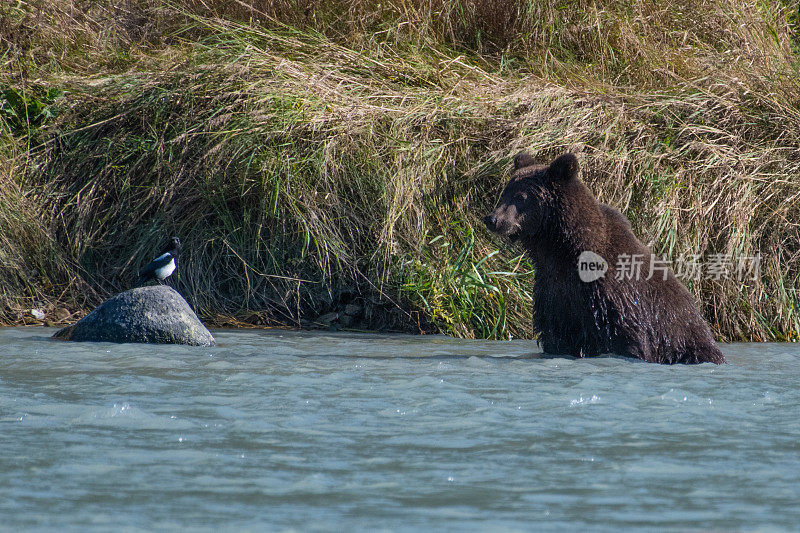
[{"x1": 517, "y1": 192, "x2": 528, "y2": 201}]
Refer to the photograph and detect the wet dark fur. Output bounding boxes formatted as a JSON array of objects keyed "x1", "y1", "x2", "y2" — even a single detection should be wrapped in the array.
[{"x1": 485, "y1": 153, "x2": 725, "y2": 364}]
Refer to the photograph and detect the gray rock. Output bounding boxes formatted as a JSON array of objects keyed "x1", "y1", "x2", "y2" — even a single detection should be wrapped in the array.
[{"x1": 53, "y1": 286, "x2": 215, "y2": 346}]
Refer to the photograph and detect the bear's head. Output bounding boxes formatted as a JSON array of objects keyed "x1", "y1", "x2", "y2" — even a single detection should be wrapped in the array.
[{"x1": 484, "y1": 152, "x2": 579, "y2": 240}]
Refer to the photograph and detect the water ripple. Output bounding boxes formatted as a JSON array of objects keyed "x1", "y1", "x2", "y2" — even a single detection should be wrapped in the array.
[{"x1": 0, "y1": 328, "x2": 799, "y2": 530}]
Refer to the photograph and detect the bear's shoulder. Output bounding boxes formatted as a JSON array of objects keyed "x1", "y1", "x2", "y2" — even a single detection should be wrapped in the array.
[
  {"x1": 597, "y1": 203, "x2": 652, "y2": 259},
  {"x1": 599, "y1": 203, "x2": 632, "y2": 230}
]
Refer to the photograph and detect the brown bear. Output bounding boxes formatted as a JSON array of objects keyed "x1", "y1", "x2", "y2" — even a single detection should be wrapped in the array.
[{"x1": 484, "y1": 152, "x2": 725, "y2": 364}]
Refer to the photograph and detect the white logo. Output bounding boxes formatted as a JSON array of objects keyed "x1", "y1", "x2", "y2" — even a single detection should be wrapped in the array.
[{"x1": 578, "y1": 251, "x2": 608, "y2": 282}]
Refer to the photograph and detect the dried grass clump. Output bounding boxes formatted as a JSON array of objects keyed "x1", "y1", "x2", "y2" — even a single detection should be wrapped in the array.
[{"x1": 2, "y1": 1, "x2": 799, "y2": 339}]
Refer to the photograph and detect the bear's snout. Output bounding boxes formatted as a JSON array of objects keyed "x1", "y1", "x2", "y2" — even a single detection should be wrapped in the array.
[{"x1": 485, "y1": 205, "x2": 520, "y2": 236}]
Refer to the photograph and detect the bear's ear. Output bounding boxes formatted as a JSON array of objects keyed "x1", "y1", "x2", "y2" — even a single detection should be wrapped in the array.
[
  {"x1": 513, "y1": 152, "x2": 536, "y2": 170},
  {"x1": 547, "y1": 153, "x2": 579, "y2": 182}
]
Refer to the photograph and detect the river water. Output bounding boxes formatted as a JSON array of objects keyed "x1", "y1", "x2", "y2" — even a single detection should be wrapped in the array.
[{"x1": 0, "y1": 327, "x2": 798, "y2": 531}]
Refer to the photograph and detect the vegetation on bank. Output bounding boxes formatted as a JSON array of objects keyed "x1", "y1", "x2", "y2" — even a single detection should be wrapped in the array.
[{"x1": 1, "y1": 0, "x2": 799, "y2": 341}]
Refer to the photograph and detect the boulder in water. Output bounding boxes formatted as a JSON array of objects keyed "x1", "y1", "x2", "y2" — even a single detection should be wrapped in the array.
[{"x1": 53, "y1": 286, "x2": 215, "y2": 346}]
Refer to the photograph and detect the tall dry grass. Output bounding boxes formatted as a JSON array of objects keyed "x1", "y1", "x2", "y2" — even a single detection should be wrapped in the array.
[{"x1": 1, "y1": 0, "x2": 799, "y2": 339}]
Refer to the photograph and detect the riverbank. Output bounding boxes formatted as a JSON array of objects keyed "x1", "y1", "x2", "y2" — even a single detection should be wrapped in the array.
[{"x1": 2, "y1": 1, "x2": 799, "y2": 340}]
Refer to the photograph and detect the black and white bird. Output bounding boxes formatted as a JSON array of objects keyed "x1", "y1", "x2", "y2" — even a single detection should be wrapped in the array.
[{"x1": 137, "y1": 236, "x2": 181, "y2": 286}]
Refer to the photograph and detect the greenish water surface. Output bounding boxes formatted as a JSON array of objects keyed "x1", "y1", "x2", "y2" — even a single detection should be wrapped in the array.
[{"x1": 1, "y1": 328, "x2": 798, "y2": 531}]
